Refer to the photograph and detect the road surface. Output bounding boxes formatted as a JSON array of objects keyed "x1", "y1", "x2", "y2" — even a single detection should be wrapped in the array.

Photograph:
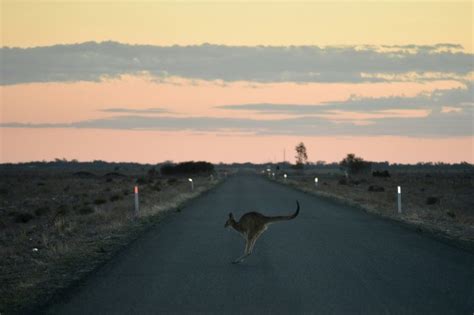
[{"x1": 43, "y1": 173, "x2": 474, "y2": 314}]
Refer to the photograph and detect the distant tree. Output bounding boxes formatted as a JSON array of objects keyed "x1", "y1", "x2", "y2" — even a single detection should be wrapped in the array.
[
  {"x1": 340, "y1": 153, "x2": 371, "y2": 175},
  {"x1": 295, "y1": 142, "x2": 308, "y2": 168}
]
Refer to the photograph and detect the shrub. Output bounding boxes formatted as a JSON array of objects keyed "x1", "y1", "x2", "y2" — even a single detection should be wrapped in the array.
[
  {"x1": 34, "y1": 206, "x2": 51, "y2": 216},
  {"x1": 110, "y1": 194, "x2": 122, "y2": 202},
  {"x1": 426, "y1": 196, "x2": 440, "y2": 205},
  {"x1": 14, "y1": 212, "x2": 34, "y2": 223},
  {"x1": 338, "y1": 178, "x2": 348, "y2": 185},
  {"x1": 152, "y1": 182, "x2": 162, "y2": 191},
  {"x1": 94, "y1": 198, "x2": 107, "y2": 205},
  {"x1": 0, "y1": 187, "x2": 8, "y2": 195},
  {"x1": 340, "y1": 154, "x2": 371, "y2": 175},
  {"x1": 78, "y1": 206, "x2": 94, "y2": 215},
  {"x1": 373, "y1": 170, "x2": 391, "y2": 178},
  {"x1": 368, "y1": 185, "x2": 385, "y2": 192},
  {"x1": 161, "y1": 161, "x2": 214, "y2": 175},
  {"x1": 56, "y1": 205, "x2": 68, "y2": 216},
  {"x1": 446, "y1": 210, "x2": 456, "y2": 218},
  {"x1": 167, "y1": 178, "x2": 179, "y2": 185},
  {"x1": 136, "y1": 177, "x2": 150, "y2": 185}
]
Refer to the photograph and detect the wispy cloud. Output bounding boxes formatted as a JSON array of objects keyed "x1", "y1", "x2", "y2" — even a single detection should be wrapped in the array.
[
  {"x1": 1, "y1": 42, "x2": 472, "y2": 85},
  {"x1": 217, "y1": 84, "x2": 474, "y2": 114},
  {"x1": 2, "y1": 108, "x2": 472, "y2": 137},
  {"x1": 101, "y1": 107, "x2": 170, "y2": 114}
]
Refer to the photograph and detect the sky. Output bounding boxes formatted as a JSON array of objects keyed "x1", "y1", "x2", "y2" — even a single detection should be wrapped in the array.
[{"x1": 1, "y1": 0, "x2": 473, "y2": 164}]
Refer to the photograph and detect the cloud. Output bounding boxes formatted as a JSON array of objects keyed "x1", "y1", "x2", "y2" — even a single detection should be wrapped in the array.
[
  {"x1": 1, "y1": 41, "x2": 472, "y2": 85},
  {"x1": 217, "y1": 84, "x2": 474, "y2": 114},
  {"x1": 1, "y1": 107, "x2": 472, "y2": 137},
  {"x1": 101, "y1": 107, "x2": 170, "y2": 114}
]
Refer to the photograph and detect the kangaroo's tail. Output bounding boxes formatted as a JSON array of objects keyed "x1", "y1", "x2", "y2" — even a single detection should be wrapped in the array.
[{"x1": 268, "y1": 201, "x2": 300, "y2": 223}]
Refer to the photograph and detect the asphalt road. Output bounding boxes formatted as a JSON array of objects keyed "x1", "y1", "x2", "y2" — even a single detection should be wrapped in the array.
[{"x1": 44, "y1": 173, "x2": 474, "y2": 314}]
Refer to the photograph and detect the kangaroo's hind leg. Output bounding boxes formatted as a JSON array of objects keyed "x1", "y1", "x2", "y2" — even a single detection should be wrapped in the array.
[
  {"x1": 249, "y1": 229, "x2": 265, "y2": 254},
  {"x1": 232, "y1": 238, "x2": 252, "y2": 264}
]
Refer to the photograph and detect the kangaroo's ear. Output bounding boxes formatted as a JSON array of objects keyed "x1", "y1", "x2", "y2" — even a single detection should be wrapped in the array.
[{"x1": 229, "y1": 212, "x2": 233, "y2": 218}]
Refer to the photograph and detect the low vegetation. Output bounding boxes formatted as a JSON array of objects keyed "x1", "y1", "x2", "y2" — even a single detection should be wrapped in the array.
[{"x1": 265, "y1": 159, "x2": 474, "y2": 244}]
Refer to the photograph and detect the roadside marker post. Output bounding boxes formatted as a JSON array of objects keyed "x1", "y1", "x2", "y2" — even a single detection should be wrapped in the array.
[
  {"x1": 188, "y1": 178, "x2": 194, "y2": 191},
  {"x1": 284, "y1": 173, "x2": 287, "y2": 183},
  {"x1": 397, "y1": 186, "x2": 402, "y2": 214},
  {"x1": 314, "y1": 177, "x2": 319, "y2": 187},
  {"x1": 134, "y1": 185, "x2": 139, "y2": 218}
]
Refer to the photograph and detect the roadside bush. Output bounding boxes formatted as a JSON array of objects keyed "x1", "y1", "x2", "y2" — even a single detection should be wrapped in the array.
[
  {"x1": 136, "y1": 176, "x2": 151, "y2": 185},
  {"x1": 34, "y1": 206, "x2": 51, "y2": 216},
  {"x1": 152, "y1": 182, "x2": 162, "y2": 191},
  {"x1": 446, "y1": 210, "x2": 456, "y2": 218},
  {"x1": 0, "y1": 187, "x2": 9, "y2": 195},
  {"x1": 161, "y1": 161, "x2": 214, "y2": 175},
  {"x1": 340, "y1": 154, "x2": 372, "y2": 176},
  {"x1": 368, "y1": 185, "x2": 385, "y2": 192},
  {"x1": 167, "y1": 178, "x2": 179, "y2": 185},
  {"x1": 78, "y1": 206, "x2": 94, "y2": 215},
  {"x1": 14, "y1": 212, "x2": 34, "y2": 223},
  {"x1": 56, "y1": 205, "x2": 68, "y2": 216},
  {"x1": 373, "y1": 170, "x2": 391, "y2": 178},
  {"x1": 426, "y1": 196, "x2": 440, "y2": 205},
  {"x1": 94, "y1": 198, "x2": 107, "y2": 205},
  {"x1": 110, "y1": 194, "x2": 122, "y2": 202},
  {"x1": 338, "y1": 178, "x2": 348, "y2": 185}
]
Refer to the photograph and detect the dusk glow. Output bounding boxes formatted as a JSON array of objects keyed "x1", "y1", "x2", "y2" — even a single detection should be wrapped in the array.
[{"x1": 1, "y1": 1, "x2": 473, "y2": 163}]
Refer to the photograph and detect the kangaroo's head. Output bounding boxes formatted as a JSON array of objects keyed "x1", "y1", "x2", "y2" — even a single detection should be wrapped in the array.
[{"x1": 224, "y1": 213, "x2": 235, "y2": 228}]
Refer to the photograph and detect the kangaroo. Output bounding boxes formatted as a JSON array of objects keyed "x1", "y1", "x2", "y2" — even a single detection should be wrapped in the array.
[{"x1": 224, "y1": 201, "x2": 300, "y2": 264}]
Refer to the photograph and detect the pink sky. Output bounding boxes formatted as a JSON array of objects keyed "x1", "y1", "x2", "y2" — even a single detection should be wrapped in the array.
[
  {"x1": 1, "y1": 128, "x2": 472, "y2": 164},
  {"x1": 1, "y1": 76, "x2": 472, "y2": 164},
  {"x1": 1, "y1": 75, "x2": 463, "y2": 123}
]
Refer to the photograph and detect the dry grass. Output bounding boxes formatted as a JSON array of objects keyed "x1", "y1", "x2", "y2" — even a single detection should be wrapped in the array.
[
  {"x1": 0, "y1": 168, "x2": 222, "y2": 313},
  {"x1": 269, "y1": 169, "x2": 474, "y2": 242}
]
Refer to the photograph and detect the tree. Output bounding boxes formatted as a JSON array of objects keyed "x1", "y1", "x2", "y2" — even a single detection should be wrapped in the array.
[
  {"x1": 295, "y1": 142, "x2": 308, "y2": 168},
  {"x1": 339, "y1": 153, "x2": 371, "y2": 175}
]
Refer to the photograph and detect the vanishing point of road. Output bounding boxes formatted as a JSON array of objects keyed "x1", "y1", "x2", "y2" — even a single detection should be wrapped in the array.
[{"x1": 43, "y1": 173, "x2": 474, "y2": 314}]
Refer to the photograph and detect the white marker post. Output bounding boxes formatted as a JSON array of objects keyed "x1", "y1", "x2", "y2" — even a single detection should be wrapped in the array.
[
  {"x1": 314, "y1": 177, "x2": 319, "y2": 187},
  {"x1": 284, "y1": 173, "x2": 287, "y2": 183},
  {"x1": 134, "y1": 185, "x2": 139, "y2": 218},
  {"x1": 188, "y1": 178, "x2": 194, "y2": 191},
  {"x1": 272, "y1": 172, "x2": 275, "y2": 178},
  {"x1": 397, "y1": 186, "x2": 402, "y2": 214}
]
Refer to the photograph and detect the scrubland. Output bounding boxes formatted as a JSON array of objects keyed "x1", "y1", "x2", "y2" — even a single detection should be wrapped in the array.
[
  {"x1": 268, "y1": 168, "x2": 473, "y2": 244},
  {"x1": 0, "y1": 164, "x2": 221, "y2": 313}
]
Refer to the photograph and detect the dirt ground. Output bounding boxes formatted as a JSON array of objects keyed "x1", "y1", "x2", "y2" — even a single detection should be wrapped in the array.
[
  {"x1": 0, "y1": 165, "x2": 222, "y2": 313},
  {"x1": 268, "y1": 169, "x2": 474, "y2": 243}
]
